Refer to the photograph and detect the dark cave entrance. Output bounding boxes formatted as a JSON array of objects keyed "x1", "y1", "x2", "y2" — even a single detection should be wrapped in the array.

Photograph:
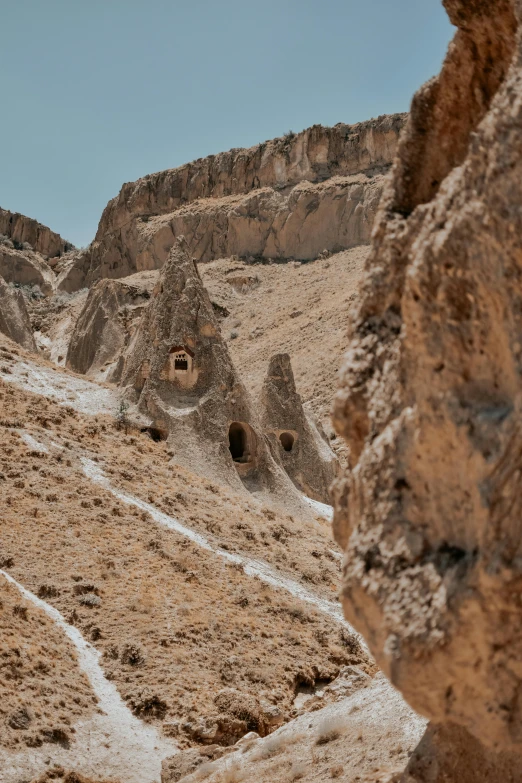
[
  {"x1": 141, "y1": 426, "x2": 167, "y2": 443},
  {"x1": 279, "y1": 431, "x2": 295, "y2": 452},
  {"x1": 229, "y1": 422, "x2": 248, "y2": 462}
]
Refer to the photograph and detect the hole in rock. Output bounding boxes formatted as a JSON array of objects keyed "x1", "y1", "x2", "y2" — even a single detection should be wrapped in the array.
[
  {"x1": 279, "y1": 432, "x2": 295, "y2": 452},
  {"x1": 141, "y1": 426, "x2": 167, "y2": 442},
  {"x1": 228, "y1": 422, "x2": 256, "y2": 466},
  {"x1": 229, "y1": 422, "x2": 247, "y2": 461}
]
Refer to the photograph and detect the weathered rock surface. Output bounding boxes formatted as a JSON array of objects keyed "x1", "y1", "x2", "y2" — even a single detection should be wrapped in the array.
[
  {"x1": 66, "y1": 272, "x2": 156, "y2": 380},
  {"x1": 0, "y1": 208, "x2": 73, "y2": 260},
  {"x1": 0, "y1": 246, "x2": 55, "y2": 295},
  {"x1": 119, "y1": 237, "x2": 301, "y2": 497},
  {"x1": 260, "y1": 353, "x2": 338, "y2": 502},
  {"x1": 0, "y1": 277, "x2": 36, "y2": 351},
  {"x1": 401, "y1": 723, "x2": 522, "y2": 783},
  {"x1": 57, "y1": 116, "x2": 406, "y2": 291},
  {"x1": 333, "y1": 0, "x2": 522, "y2": 756}
]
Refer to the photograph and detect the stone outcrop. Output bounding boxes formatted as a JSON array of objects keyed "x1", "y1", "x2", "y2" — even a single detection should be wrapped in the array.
[
  {"x1": 119, "y1": 237, "x2": 300, "y2": 496},
  {"x1": 0, "y1": 246, "x2": 55, "y2": 295},
  {"x1": 57, "y1": 115, "x2": 406, "y2": 292},
  {"x1": 0, "y1": 208, "x2": 73, "y2": 260},
  {"x1": 332, "y1": 0, "x2": 522, "y2": 757},
  {"x1": 66, "y1": 272, "x2": 156, "y2": 380},
  {"x1": 260, "y1": 353, "x2": 338, "y2": 503},
  {"x1": 0, "y1": 276, "x2": 36, "y2": 351}
]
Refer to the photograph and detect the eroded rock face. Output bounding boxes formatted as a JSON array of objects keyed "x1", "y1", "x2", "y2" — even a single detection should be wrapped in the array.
[
  {"x1": 66, "y1": 272, "x2": 156, "y2": 380},
  {"x1": 260, "y1": 353, "x2": 338, "y2": 503},
  {"x1": 0, "y1": 246, "x2": 55, "y2": 295},
  {"x1": 0, "y1": 208, "x2": 73, "y2": 260},
  {"x1": 0, "y1": 276, "x2": 36, "y2": 351},
  {"x1": 333, "y1": 0, "x2": 522, "y2": 753},
  {"x1": 119, "y1": 238, "x2": 297, "y2": 495},
  {"x1": 57, "y1": 116, "x2": 406, "y2": 292}
]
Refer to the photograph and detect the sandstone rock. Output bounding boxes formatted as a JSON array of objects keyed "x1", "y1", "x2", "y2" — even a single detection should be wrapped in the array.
[
  {"x1": 0, "y1": 246, "x2": 55, "y2": 295},
  {"x1": 260, "y1": 353, "x2": 338, "y2": 503},
  {"x1": 57, "y1": 116, "x2": 406, "y2": 291},
  {"x1": 119, "y1": 237, "x2": 300, "y2": 496},
  {"x1": 0, "y1": 276, "x2": 37, "y2": 351},
  {"x1": 333, "y1": 0, "x2": 522, "y2": 755},
  {"x1": 66, "y1": 271, "x2": 156, "y2": 380},
  {"x1": 0, "y1": 207, "x2": 73, "y2": 260},
  {"x1": 401, "y1": 723, "x2": 522, "y2": 783}
]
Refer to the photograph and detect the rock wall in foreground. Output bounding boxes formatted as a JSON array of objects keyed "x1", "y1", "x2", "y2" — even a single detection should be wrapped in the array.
[
  {"x1": 58, "y1": 115, "x2": 406, "y2": 292},
  {"x1": 333, "y1": 0, "x2": 522, "y2": 755}
]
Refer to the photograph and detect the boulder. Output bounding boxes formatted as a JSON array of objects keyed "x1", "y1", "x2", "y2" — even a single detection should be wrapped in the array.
[
  {"x1": 260, "y1": 353, "x2": 338, "y2": 503},
  {"x1": 333, "y1": 0, "x2": 522, "y2": 757},
  {"x1": 0, "y1": 276, "x2": 36, "y2": 351}
]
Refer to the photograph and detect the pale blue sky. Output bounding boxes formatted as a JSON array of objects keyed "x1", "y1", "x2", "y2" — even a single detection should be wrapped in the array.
[{"x1": 0, "y1": 1, "x2": 452, "y2": 247}]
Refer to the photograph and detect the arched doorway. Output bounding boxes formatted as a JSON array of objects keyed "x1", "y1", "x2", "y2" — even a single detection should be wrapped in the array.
[
  {"x1": 229, "y1": 422, "x2": 248, "y2": 461},
  {"x1": 228, "y1": 422, "x2": 257, "y2": 469}
]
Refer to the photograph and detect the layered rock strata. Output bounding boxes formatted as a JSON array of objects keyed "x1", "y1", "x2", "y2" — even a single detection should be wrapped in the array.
[
  {"x1": 0, "y1": 276, "x2": 37, "y2": 351},
  {"x1": 260, "y1": 353, "x2": 338, "y2": 503},
  {"x1": 333, "y1": 0, "x2": 522, "y2": 755},
  {"x1": 57, "y1": 115, "x2": 406, "y2": 292}
]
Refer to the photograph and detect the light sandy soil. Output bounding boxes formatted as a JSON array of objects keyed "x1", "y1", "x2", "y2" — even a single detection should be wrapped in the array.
[
  {"x1": 0, "y1": 335, "x2": 372, "y2": 781},
  {"x1": 200, "y1": 247, "x2": 368, "y2": 447}
]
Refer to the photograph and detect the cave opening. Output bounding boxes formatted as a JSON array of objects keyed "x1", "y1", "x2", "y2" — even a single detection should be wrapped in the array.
[
  {"x1": 229, "y1": 422, "x2": 248, "y2": 462},
  {"x1": 141, "y1": 426, "x2": 167, "y2": 442},
  {"x1": 279, "y1": 431, "x2": 295, "y2": 452}
]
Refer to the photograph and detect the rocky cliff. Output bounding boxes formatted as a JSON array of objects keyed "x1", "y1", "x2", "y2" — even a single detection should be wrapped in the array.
[
  {"x1": 57, "y1": 115, "x2": 406, "y2": 291},
  {"x1": 333, "y1": 0, "x2": 522, "y2": 760},
  {"x1": 0, "y1": 208, "x2": 73, "y2": 261}
]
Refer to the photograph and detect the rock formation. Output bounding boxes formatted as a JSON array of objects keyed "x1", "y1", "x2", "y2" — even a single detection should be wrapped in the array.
[
  {"x1": 0, "y1": 209, "x2": 75, "y2": 298},
  {"x1": 57, "y1": 115, "x2": 406, "y2": 292},
  {"x1": 0, "y1": 208, "x2": 73, "y2": 261},
  {"x1": 332, "y1": 0, "x2": 522, "y2": 758},
  {"x1": 66, "y1": 272, "x2": 156, "y2": 380},
  {"x1": 0, "y1": 245, "x2": 56, "y2": 295},
  {"x1": 0, "y1": 276, "x2": 36, "y2": 351},
  {"x1": 119, "y1": 237, "x2": 299, "y2": 496},
  {"x1": 260, "y1": 353, "x2": 338, "y2": 503}
]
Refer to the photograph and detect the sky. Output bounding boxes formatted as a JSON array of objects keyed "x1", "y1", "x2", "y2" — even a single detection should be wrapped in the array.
[{"x1": 0, "y1": 1, "x2": 453, "y2": 248}]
